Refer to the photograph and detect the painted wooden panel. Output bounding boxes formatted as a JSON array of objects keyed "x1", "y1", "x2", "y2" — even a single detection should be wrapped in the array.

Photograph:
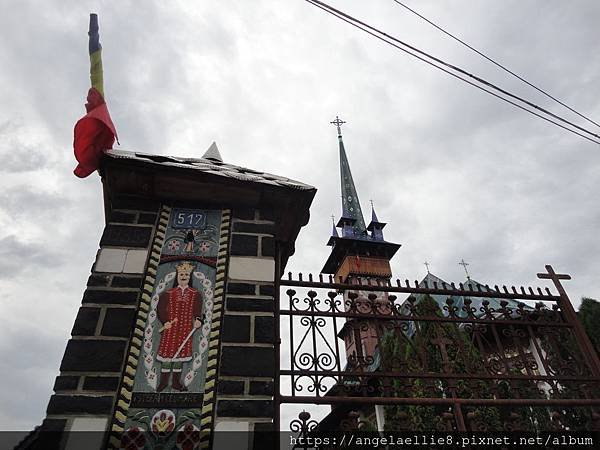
[{"x1": 108, "y1": 206, "x2": 231, "y2": 449}]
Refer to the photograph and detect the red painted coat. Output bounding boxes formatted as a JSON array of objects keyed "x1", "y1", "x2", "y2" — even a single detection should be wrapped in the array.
[{"x1": 156, "y1": 286, "x2": 202, "y2": 362}]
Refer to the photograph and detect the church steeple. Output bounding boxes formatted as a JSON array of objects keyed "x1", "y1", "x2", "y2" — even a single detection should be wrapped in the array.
[
  {"x1": 322, "y1": 117, "x2": 400, "y2": 277},
  {"x1": 332, "y1": 116, "x2": 367, "y2": 237},
  {"x1": 322, "y1": 118, "x2": 401, "y2": 369}
]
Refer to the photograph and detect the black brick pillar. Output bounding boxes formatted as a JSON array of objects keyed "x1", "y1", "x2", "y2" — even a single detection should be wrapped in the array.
[
  {"x1": 42, "y1": 195, "x2": 159, "y2": 442},
  {"x1": 215, "y1": 207, "x2": 276, "y2": 437}
]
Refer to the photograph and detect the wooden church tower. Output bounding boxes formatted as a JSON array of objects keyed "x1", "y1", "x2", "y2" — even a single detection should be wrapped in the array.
[
  {"x1": 22, "y1": 145, "x2": 315, "y2": 450},
  {"x1": 322, "y1": 117, "x2": 400, "y2": 369}
]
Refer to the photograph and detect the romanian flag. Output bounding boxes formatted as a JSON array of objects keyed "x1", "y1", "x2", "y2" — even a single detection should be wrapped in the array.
[{"x1": 73, "y1": 13, "x2": 118, "y2": 178}]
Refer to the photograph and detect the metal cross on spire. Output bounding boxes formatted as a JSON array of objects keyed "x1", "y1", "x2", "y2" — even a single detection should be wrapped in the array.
[
  {"x1": 424, "y1": 261, "x2": 431, "y2": 274},
  {"x1": 331, "y1": 214, "x2": 335, "y2": 224},
  {"x1": 459, "y1": 259, "x2": 471, "y2": 279},
  {"x1": 330, "y1": 115, "x2": 346, "y2": 137}
]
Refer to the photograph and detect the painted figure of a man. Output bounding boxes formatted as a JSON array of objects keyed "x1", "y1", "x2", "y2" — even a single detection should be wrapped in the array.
[{"x1": 156, "y1": 261, "x2": 203, "y2": 391}]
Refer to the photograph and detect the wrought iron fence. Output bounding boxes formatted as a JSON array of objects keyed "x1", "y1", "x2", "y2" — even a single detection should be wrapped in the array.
[{"x1": 274, "y1": 265, "x2": 600, "y2": 444}]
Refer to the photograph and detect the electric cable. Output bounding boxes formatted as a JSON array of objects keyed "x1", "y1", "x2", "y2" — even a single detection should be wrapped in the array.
[
  {"x1": 305, "y1": 0, "x2": 600, "y2": 144},
  {"x1": 391, "y1": 0, "x2": 600, "y2": 129}
]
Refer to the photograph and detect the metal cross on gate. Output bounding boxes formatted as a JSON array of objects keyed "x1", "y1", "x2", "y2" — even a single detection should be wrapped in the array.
[{"x1": 537, "y1": 265, "x2": 600, "y2": 377}]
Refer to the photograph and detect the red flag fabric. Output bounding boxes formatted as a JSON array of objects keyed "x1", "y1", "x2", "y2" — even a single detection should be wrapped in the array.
[{"x1": 73, "y1": 87, "x2": 117, "y2": 178}]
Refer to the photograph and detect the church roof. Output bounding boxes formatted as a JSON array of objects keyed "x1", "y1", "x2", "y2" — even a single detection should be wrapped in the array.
[
  {"x1": 104, "y1": 148, "x2": 314, "y2": 191},
  {"x1": 399, "y1": 272, "x2": 534, "y2": 337}
]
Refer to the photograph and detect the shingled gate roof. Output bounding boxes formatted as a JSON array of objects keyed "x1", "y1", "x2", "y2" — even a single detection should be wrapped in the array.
[{"x1": 104, "y1": 148, "x2": 314, "y2": 191}]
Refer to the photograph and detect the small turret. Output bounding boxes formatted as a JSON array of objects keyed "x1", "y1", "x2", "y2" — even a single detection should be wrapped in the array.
[{"x1": 366, "y1": 202, "x2": 386, "y2": 241}]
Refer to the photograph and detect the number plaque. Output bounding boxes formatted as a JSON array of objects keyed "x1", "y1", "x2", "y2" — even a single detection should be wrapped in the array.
[{"x1": 171, "y1": 208, "x2": 207, "y2": 229}]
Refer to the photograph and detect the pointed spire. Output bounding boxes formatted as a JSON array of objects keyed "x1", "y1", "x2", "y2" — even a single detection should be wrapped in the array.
[
  {"x1": 331, "y1": 215, "x2": 339, "y2": 238},
  {"x1": 370, "y1": 200, "x2": 379, "y2": 223},
  {"x1": 330, "y1": 116, "x2": 367, "y2": 237},
  {"x1": 322, "y1": 117, "x2": 402, "y2": 274},
  {"x1": 366, "y1": 199, "x2": 386, "y2": 241},
  {"x1": 202, "y1": 141, "x2": 223, "y2": 162}
]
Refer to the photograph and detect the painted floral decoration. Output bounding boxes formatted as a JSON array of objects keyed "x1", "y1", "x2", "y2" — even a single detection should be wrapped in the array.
[
  {"x1": 151, "y1": 409, "x2": 176, "y2": 437},
  {"x1": 176, "y1": 421, "x2": 201, "y2": 450},
  {"x1": 121, "y1": 427, "x2": 146, "y2": 450},
  {"x1": 199, "y1": 241, "x2": 210, "y2": 253},
  {"x1": 168, "y1": 240, "x2": 181, "y2": 251}
]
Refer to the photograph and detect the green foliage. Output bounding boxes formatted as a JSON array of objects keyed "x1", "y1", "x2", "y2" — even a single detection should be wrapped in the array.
[
  {"x1": 378, "y1": 295, "x2": 600, "y2": 431},
  {"x1": 578, "y1": 297, "x2": 600, "y2": 355},
  {"x1": 380, "y1": 295, "x2": 502, "y2": 431}
]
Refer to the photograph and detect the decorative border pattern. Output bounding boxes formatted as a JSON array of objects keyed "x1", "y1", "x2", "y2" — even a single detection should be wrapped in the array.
[
  {"x1": 105, "y1": 206, "x2": 231, "y2": 449},
  {"x1": 106, "y1": 205, "x2": 170, "y2": 449},
  {"x1": 198, "y1": 208, "x2": 231, "y2": 448}
]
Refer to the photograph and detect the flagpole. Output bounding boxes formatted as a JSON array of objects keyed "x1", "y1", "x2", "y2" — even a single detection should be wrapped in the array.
[
  {"x1": 88, "y1": 13, "x2": 104, "y2": 98},
  {"x1": 72, "y1": 13, "x2": 118, "y2": 178}
]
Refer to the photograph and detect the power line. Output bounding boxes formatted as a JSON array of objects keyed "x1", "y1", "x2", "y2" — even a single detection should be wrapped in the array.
[
  {"x1": 305, "y1": 0, "x2": 600, "y2": 145},
  {"x1": 307, "y1": 0, "x2": 600, "y2": 142},
  {"x1": 304, "y1": 0, "x2": 600, "y2": 145},
  {"x1": 391, "y1": 0, "x2": 600, "y2": 130}
]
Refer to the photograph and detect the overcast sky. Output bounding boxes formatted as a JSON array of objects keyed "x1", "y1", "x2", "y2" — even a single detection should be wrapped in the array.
[{"x1": 1, "y1": 0, "x2": 599, "y2": 432}]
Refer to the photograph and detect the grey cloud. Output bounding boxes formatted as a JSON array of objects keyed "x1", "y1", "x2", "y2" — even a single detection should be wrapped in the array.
[
  {"x1": 0, "y1": 121, "x2": 52, "y2": 173},
  {"x1": 0, "y1": 186, "x2": 69, "y2": 216},
  {"x1": 0, "y1": 326, "x2": 65, "y2": 429},
  {"x1": 0, "y1": 236, "x2": 63, "y2": 278}
]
